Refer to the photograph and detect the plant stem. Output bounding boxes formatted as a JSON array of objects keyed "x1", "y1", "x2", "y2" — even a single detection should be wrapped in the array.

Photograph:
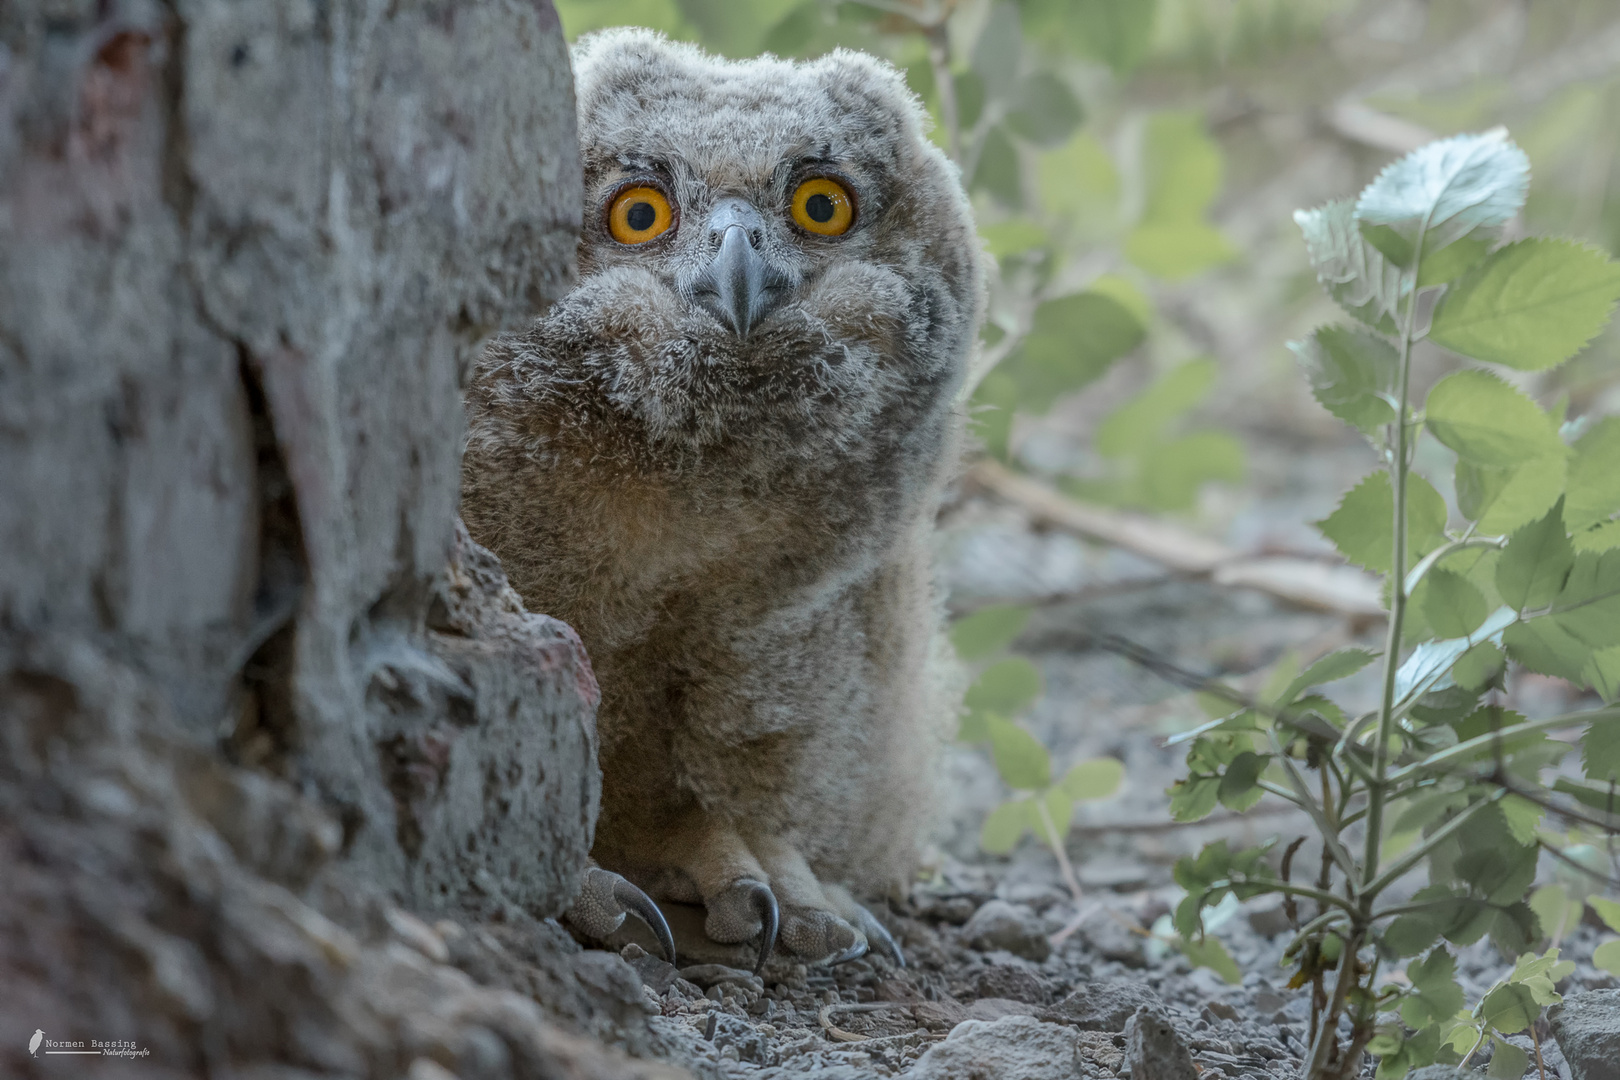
[
  {"x1": 1034, "y1": 797, "x2": 1086, "y2": 906},
  {"x1": 1389, "y1": 705, "x2": 1620, "y2": 782},
  {"x1": 1305, "y1": 927, "x2": 1365, "y2": 1079},
  {"x1": 1365, "y1": 789, "x2": 1504, "y2": 897},
  {"x1": 1363, "y1": 249, "x2": 1424, "y2": 887}
]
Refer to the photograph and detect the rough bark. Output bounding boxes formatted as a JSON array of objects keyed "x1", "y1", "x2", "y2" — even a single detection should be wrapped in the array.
[{"x1": 0, "y1": 1, "x2": 679, "y2": 1075}]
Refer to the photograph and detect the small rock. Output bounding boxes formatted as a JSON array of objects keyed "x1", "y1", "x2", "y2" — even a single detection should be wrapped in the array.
[
  {"x1": 975, "y1": 963, "x2": 1048, "y2": 1004},
  {"x1": 1407, "y1": 1068, "x2": 1471, "y2": 1079},
  {"x1": 907, "y1": 1015, "x2": 1083, "y2": 1080},
  {"x1": 912, "y1": 999, "x2": 969, "y2": 1031},
  {"x1": 1121, "y1": 1006, "x2": 1197, "y2": 1080},
  {"x1": 1076, "y1": 909, "x2": 1146, "y2": 967},
  {"x1": 1039, "y1": 979, "x2": 1163, "y2": 1032},
  {"x1": 967, "y1": 997, "x2": 1040, "y2": 1021},
  {"x1": 1245, "y1": 897, "x2": 1294, "y2": 938},
  {"x1": 1204, "y1": 1001, "x2": 1240, "y2": 1022},
  {"x1": 672, "y1": 977, "x2": 704, "y2": 999},
  {"x1": 679, "y1": 963, "x2": 763, "y2": 992},
  {"x1": 625, "y1": 952, "x2": 680, "y2": 995},
  {"x1": 1550, "y1": 988, "x2": 1620, "y2": 1080},
  {"x1": 962, "y1": 900, "x2": 1051, "y2": 962}
]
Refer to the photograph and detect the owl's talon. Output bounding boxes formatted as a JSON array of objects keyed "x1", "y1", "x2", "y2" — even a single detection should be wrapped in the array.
[
  {"x1": 566, "y1": 867, "x2": 677, "y2": 965},
  {"x1": 747, "y1": 880, "x2": 779, "y2": 975},
  {"x1": 852, "y1": 904, "x2": 905, "y2": 969}
]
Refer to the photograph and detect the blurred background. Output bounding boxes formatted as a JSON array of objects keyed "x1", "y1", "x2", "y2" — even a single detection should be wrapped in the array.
[{"x1": 549, "y1": 0, "x2": 1620, "y2": 878}]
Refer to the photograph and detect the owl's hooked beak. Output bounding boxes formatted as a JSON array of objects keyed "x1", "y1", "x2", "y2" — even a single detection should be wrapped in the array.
[{"x1": 691, "y1": 198, "x2": 793, "y2": 339}]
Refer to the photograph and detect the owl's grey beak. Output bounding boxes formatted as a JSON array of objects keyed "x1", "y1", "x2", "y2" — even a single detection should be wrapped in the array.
[{"x1": 692, "y1": 199, "x2": 791, "y2": 338}]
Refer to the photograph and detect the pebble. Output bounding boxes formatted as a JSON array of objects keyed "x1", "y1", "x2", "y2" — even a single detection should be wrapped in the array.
[
  {"x1": 1550, "y1": 988, "x2": 1620, "y2": 1080},
  {"x1": 961, "y1": 900, "x2": 1051, "y2": 962}
]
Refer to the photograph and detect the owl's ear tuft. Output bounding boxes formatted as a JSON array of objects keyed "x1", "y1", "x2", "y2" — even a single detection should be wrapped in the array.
[{"x1": 571, "y1": 28, "x2": 704, "y2": 127}]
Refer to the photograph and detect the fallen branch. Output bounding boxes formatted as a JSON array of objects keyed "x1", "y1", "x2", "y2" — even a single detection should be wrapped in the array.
[{"x1": 964, "y1": 460, "x2": 1384, "y2": 618}]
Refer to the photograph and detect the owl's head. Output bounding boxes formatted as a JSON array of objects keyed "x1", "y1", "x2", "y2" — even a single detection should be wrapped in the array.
[{"x1": 552, "y1": 30, "x2": 983, "y2": 451}]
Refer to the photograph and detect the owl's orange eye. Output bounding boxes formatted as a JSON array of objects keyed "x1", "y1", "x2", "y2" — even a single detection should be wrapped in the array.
[
  {"x1": 608, "y1": 186, "x2": 674, "y2": 244},
  {"x1": 790, "y1": 177, "x2": 854, "y2": 236}
]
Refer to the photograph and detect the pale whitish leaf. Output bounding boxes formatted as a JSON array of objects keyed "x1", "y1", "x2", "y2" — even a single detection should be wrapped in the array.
[
  {"x1": 1425, "y1": 370, "x2": 1567, "y2": 467},
  {"x1": 1457, "y1": 454, "x2": 1568, "y2": 535},
  {"x1": 1316, "y1": 470, "x2": 1449, "y2": 573},
  {"x1": 1497, "y1": 499, "x2": 1575, "y2": 610},
  {"x1": 980, "y1": 798, "x2": 1035, "y2": 854},
  {"x1": 1281, "y1": 647, "x2": 1379, "y2": 704},
  {"x1": 1589, "y1": 896, "x2": 1620, "y2": 934},
  {"x1": 1295, "y1": 200, "x2": 1406, "y2": 334},
  {"x1": 1429, "y1": 239, "x2": 1620, "y2": 371},
  {"x1": 1061, "y1": 757, "x2": 1125, "y2": 801},
  {"x1": 951, "y1": 605, "x2": 1033, "y2": 661},
  {"x1": 965, "y1": 657, "x2": 1043, "y2": 714},
  {"x1": 1289, "y1": 325, "x2": 1398, "y2": 434},
  {"x1": 1567, "y1": 418, "x2": 1620, "y2": 532},
  {"x1": 986, "y1": 714, "x2": 1051, "y2": 790},
  {"x1": 1594, "y1": 939, "x2": 1620, "y2": 976},
  {"x1": 1353, "y1": 128, "x2": 1530, "y2": 267},
  {"x1": 1096, "y1": 360, "x2": 1216, "y2": 457},
  {"x1": 1394, "y1": 606, "x2": 1517, "y2": 702}
]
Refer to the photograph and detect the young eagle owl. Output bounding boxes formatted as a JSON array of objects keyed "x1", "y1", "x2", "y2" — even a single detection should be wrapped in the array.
[{"x1": 461, "y1": 28, "x2": 983, "y2": 971}]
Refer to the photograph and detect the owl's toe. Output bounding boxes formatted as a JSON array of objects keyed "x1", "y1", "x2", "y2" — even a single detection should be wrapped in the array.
[
  {"x1": 780, "y1": 906, "x2": 872, "y2": 966},
  {"x1": 565, "y1": 867, "x2": 677, "y2": 966},
  {"x1": 703, "y1": 878, "x2": 780, "y2": 975},
  {"x1": 849, "y1": 902, "x2": 905, "y2": 968}
]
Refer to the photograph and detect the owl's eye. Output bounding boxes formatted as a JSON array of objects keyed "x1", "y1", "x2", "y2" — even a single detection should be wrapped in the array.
[
  {"x1": 790, "y1": 177, "x2": 854, "y2": 236},
  {"x1": 608, "y1": 186, "x2": 675, "y2": 244}
]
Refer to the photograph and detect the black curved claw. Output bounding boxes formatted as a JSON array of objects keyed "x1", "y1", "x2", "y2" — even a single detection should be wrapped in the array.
[
  {"x1": 746, "y1": 880, "x2": 779, "y2": 976},
  {"x1": 610, "y1": 875, "x2": 677, "y2": 967},
  {"x1": 861, "y1": 913, "x2": 905, "y2": 969}
]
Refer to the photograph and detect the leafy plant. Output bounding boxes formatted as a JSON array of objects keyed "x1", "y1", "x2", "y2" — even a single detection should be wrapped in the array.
[{"x1": 1167, "y1": 128, "x2": 1620, "y2": 1080}]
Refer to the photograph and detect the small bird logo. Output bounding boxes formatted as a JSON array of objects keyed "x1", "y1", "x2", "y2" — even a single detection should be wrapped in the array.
[{"x1": 29, "y1": 1030, "x2": 44, "y2": 1056}]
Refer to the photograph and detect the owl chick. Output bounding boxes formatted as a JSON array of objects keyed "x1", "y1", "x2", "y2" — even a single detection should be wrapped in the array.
[{"x1": 461, "y1": 29, "x2": 983, "y2": 970}]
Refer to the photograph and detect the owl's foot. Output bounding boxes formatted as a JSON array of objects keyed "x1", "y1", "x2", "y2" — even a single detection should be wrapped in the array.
[
  {"x1": 565, "y1": 867, "x2": 678, "y2": 966},
  {"x1": 702, "y1": 878, "x2": 780, "y2": 975}
]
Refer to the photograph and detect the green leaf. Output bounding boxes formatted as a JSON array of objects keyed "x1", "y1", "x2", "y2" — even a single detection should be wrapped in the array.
[
  {"x1": 1424, "y1": 569, "x2": 1490, "y2": 638},
  {"x1": 1529, "y1": 885, "x2": 1584, "y2": 942},
  {"x1": 1217, "y1": 751, "x2": 1267, "y2": 812},
  {"x1": 1004, "y1": 73, "x2": 1084, "y2": 147},
  {"x1": 1584, "y1": 644, "x2": 1620, "y2": 703},
  {"x1": 1168, "y1": 776, "x2": 1221, "y2": 822},
  {"x1": 1584, "y1": 710, "x2": 1620, "y2": 782},
  {"x1": 957, "y1": 710, "x2": 990, "y2": 742},
  {"x1": 1280, "y1": 647, "x2": 1379, "y2": 705},
  {"x1": 1096, "y1": 360, "x2": 1217, "y2": 458},
  {"x1": 980, "y1": 798, "x2": 1036, "y2": 854},
  {"x1": 1135, "y1": 431, "x2": 1245, "y2": 511},
  {"x1": 951, "y1": 606, "x2": 1034, "y2": 661},
  {"x1": 1289, "y1": 325, "x2": 1398, "y2": 434},
  {"x1": 1064, "y1": 0, "x2": 1157, "y2": 74},
  {"x1": 1479, "y1": 983, "x2": 1539, "y2": 1035},
  {"x1": 1316, "y1": 470, "x2": 1448, "y2": 573},
  {"x1": 1403, "y1": 948, "x2": 1466, "y2": 1026},
  {"x1": 965, "y1": 657, "x2": 1043, "y2": 715},
  {"x1": 1497, "y1": 498, "x2": 1575, "y2": 610},
  {"x1": 1485, "y1": 1037, "x2": 1530, "y2": 1079},
  {"x1": 1498, "y1": 794, "x2": 1544, "y2": 847},
  {"x1": 1567, "y1": 418, "x2": 1620, "y2": 532},
  {"x1": 1587, "y1": 896, "x2": 1620, "y2": 934},
  {"x1": 986, "y1": 714, "x2": 1051, "y2": 790},
  {"x1": 1458, "y1": 455, "x2": 1568, "y2": 535},
  {"x1": 1041, "y1": 787, "x2": 1073, "y2": 839},
  {"x1": 1353, "y1": 128, "x2": 1530, "y2": 267},
  {"x1": 1576, "y1": 520, "x2": 1620, "y2": 553},
  {"x1": 1502, "y1": 618, "x2": 1591, "y2": 684},
  {"x1": 1036, "y1": 131, "x2": 1120, "y2": 226},
  {"x1": 980, "y1": 219, "x2": 1048, "y2": 259},
  {"x1": 1550, "y1": 549, "x2": 1620, "y2": 647},
  {"x1": 1126, "y1": 112, "x2": 1235, "y2": 280},
  {"x1": 1294, "y1": 200, "x2": 1405, "y2": 334},
  {"x1": 1428, "y1": 239, "x2": 1620, "y2": 370},
  {"x1": 1177, "y1": 934, "x2": 1241, "y2": 984},
  {"x1": 1061, "y1": 757, "x2": 1125, "y2": 801},
  {"x1": 1594, "y1": 938, "x2": 1620, "y2": 976},
  {"x1": 1007, "y1": 292, "x2": 1146, "y2": 411},
  {"x1": 971, "y1": 1, "x2": 1022, "y2": 99},
  {"x1": 971, "y1": 125, "x2": 1023, "y2": 208},
  {"x1": 1417, "y1": 233, "x2": 1494, "y2": 287},
  {"x1": 1426, "y1": 370, "x2": 1567, "y2": 466}
]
